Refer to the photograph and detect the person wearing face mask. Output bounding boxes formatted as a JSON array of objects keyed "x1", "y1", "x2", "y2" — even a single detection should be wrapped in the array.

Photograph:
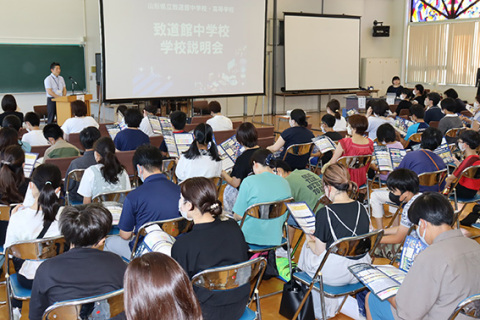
[
  {"x1": 423, "y1": 92, "x2": 444, "y2": 125},
  {"x1": 403, "y1": 105, "x2": 429, "y2": 144},
  {"x1": 365, "y1": 99, "x2": 395, "y2": 141},
  {"x1": 172, "y1": 177, "x2": 249, "y2": 320},
  {"x1": 410, "y1": 84, "x2": 426, "y2": 106},
  {"x1": 310, "y1": 114, "x2": 343, "y2": 168},
  {"x1": 459, "y1": 95, "x2": 480, "y2": 128},
  {"x1": 298, "y1": 163, "x2": 371, "y2": 319},
  {"x1": 104, "y1": 145, "x2": 180, "y2": 259},
  {"x1": 267, "y1": 108, "x2": 315, "y2": 170},
  {"x1": 366, "y1": 192, "x2": 480, "y2": 320},
  {"x1": 21, "y1": 112, "x2": 49, "y2": 146},
  {"x1": 444, "y1": 130, "x2": 480, "y2": 200},
  {"x1": 379, "y1": 169, "x2": 421, "y2": 245},
  {"x1": 323, "y1": 114, "x2": 374, "y2": 187},
  {"x1": 392, "y1": 88, "x2": 412, "y2": 117}
]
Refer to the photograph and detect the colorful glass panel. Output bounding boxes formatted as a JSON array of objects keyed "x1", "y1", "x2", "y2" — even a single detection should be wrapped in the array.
[{"x1": 411, "y1": 0, "x2": 480, "y2": 22}]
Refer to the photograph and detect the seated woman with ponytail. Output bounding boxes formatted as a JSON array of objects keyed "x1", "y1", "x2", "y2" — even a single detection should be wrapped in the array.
[
  {"x1": 298, "y1": 163, "x2": 371, "y2": 319},
  {"x1": 171, "y1": 177, "x2": 249, "y2": 320},
  {"x1": 175, "y1": 123, "x2": 222, "y2": 182},
  {"x1": 78, "y1": 137, "x2": 131, "y2": 204},
  {"x1": 4, "y1": 164, "x2": 62, "y2": 290}
]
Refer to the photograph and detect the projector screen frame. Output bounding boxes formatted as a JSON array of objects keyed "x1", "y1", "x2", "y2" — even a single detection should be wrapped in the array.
[
  {"x1": 283, "y1": 12, "x2": 361, "y2": 93},
  {"x1": 99, "y1": 0, "x2": 268, "y2": 103}
]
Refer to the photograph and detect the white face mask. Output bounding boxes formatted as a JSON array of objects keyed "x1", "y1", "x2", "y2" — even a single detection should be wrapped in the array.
[
  {"x1": 179, "y1": 197, "x2": 193, "y2": 221},
  {"x1": 400, "y1": 94, "x2": 406, "y2": 100},
  {"x1": 321, "y1": 125, "x2": 326, "y2": 134},
  {"x1": 474, "y1": 101, "x2": 480, "y2": 109},
  {"x1": 412, "y1": 89, "x2": 417, "y2": 96},
  {"x1": 137, "y1": 165, "x2": 144, "y2": 183},
  {"x1": 347, "y1": 125, "x2": 353, "y2": 136},
  {"x1": 459, "y1": 142, "x2": 466, "y2": 152},
  {"x1": 289, "y1": 119, "x2": 295, "y2": 127},
  {"x1": 416, "y1": 220, "x2": 429, "y2": 246}
]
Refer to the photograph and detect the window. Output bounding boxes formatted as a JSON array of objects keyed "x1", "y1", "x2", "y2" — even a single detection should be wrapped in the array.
[{"x1": 411, "y1": 0, "x2": 480, "y2": 22}]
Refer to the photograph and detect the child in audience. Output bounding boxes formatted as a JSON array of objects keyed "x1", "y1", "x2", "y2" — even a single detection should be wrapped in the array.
[
  {"x1": 125, "y1": 252, "x2": 202, "y2": 320},
  {"x1": 43, "y1": 124, "x2": 80, "y2": 160},
  {"x1": 268, "y1": 108, "x2": 314, "y2": 170},
  {"x1": 175, "y1": 123, "x2": 222, "y2": 182},
  {"x1": 424, "y1": 92, "x2": 444, "y2": 124},
  {"x1": 460, "y1": 95, "x2": 480, "y2": 127},
  {"x1": 310, "y1": 114, "x2": 343, "y2": 167},
  {"x1": 60, "y1": 100, "x2": 99, "y2": 136},
  {"x1": 298, "y1": 164, "x2": 371, "y2": 319},
  {"x1": 326, "y1": 99, "x2": 347, "y2": 131},
  {"x1": 113, "y1": 108, "x2": 150, "y2": 151},
  {"x1": 159, "y1": 110, "x2": 187, "y2": 157},
  {"x1": 404, "y1": 104, "x2": 429, "y2": 144},
  {"x1": 438, "y1": 97, "x2": 464, "y2": 140},
  {"x1": 221, "y1": 122, "x2": 260, "y2": 212},
  {"x1": 371, "y1": 123, "x2": 404, "y2": 181},
  {"x1": 365, "y1": 99, "x2": 394, "y2": 141},
  {"x1": 139, "y1": 104, "x2": 158, "y2": 137},
  {"x1": 78, "y1": 137, "x2": 131, "y2": 203},
  {"x1": 444, "y1": 88, "x2": 467, "y2": 113},
  {"x1": 172, "y1": 177, "x2": 249, "y2": 320},
  {"x1": 393, "y1": 88, "x2": 412, "y2": 117},
  {"x1": 3, "y1": 115, "x2": 31, "y2": 152},
  {"x1": 206, "y1": 100, "x2": 233, "y2": 131},
  {"x1": 22, "y1": 112, "x2": 49, "y2": 146},
  {"x1": 411, "y1": 84, "x2": 426, "y2": 106},
  {"x1": 0, "y1": 94, "x2": 23, "y2": 124},
  {"x1": 232, "y1": 149, "x2": 292, "y2": 246},
  {"x1": 4, "y1": 164, "x2": 62, "y2": 290}
]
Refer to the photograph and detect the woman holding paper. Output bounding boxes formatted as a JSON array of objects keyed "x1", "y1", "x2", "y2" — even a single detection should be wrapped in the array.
[{"x1": 299, "y1": 163, "x2": 371, "y2": 319}]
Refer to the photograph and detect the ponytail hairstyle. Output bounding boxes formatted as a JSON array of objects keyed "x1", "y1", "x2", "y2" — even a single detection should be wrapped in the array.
[
  {"x1": 327, "y1": 99, "x2": 341, "y2": 120},
  {"x1": 180, "y1": 177, "x2": 223, "y2": 218},
  {"x1": 94, "y1": 137, "x2": 124, "y2": 184},
  {"x1": 290, "y1": 109, "x2": 308, "y2": 127},
  {"x1": 183, "y1": 123, "x2": 220, "y2": 161},
  {"x1": 250, "y1": 148, "x2": 274, "y2": 168},
  {"x1": 31, "y1": 164, "x2": 61, "y2": 227},
  {"x1": 323, "y1": 163, "x2": 358, "y2": 196},
  {"x1": 0, "y1": 145, "x2": 25, "y2": 204}
]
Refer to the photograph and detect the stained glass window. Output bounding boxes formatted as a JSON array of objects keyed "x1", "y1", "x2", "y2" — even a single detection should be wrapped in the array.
[{"x1": 411, "y1": 0, "x2": 480, "y2": 22}]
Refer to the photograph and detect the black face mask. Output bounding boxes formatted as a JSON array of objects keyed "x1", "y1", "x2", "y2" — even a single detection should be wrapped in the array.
[{"x1": 389, "y1": 192, "x2": 402, "y2": 206}]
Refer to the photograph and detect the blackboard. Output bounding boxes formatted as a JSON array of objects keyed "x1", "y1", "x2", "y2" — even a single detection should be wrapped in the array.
[{"x1": 0, "y1": 44, "x2": 86, "y2": 93}]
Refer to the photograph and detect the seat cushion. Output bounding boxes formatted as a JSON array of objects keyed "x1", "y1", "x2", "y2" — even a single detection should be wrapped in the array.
[
  {"x1": 239, "y1": 307, "x2": 256, "y2": 320},
  {"x1": 9, "y1": 273, "x2": 31, "y2": 299},
  {"x1": 293, "y1": 271, "x2": 365, "y2": 297}
]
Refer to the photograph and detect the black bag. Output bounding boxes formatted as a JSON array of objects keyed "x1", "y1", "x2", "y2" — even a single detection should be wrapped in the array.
[
  {"x1": 460, "y1": 204, "x2": 480, "y2": 226},
  {"x1": 279, "y1": 279, "x2": 315, "y2": 320}
]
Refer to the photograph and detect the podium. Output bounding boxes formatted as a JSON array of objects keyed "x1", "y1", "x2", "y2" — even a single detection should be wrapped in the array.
[{"x1": 53, "y1": 94, "x2": 92, "y2": 126}]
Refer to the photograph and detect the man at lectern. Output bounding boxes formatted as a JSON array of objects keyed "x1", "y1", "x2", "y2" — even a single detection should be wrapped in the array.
[{"x1": 44, "y1": 62, "x2": 66, "y2": 124}]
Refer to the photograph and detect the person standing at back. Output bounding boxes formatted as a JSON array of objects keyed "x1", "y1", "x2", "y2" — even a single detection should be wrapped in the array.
[
  {"x1": 44, "y1": 62, "x2": 66, "y2": 124},
  {"x1": 206, "y1": 100, "x2": 232, "y2": 131}
]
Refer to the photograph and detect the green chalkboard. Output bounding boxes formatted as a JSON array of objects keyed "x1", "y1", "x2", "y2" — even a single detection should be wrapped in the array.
[{"x1": 0, "y1": 44, "x2": 86, "y2": 93}]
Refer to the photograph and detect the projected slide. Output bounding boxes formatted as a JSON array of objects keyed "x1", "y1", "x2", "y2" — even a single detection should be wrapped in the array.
[
  {"x1": 101, "y1": 0, "x2": 267, "y2": 100},
  {"x1": 284, "y1": 14, "x2": 360, "y2": 91}
]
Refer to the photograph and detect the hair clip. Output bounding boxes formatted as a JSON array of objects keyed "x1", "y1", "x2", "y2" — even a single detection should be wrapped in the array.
[{"x1": 45, "y1": 181, "x2": 52, "y2": 186}]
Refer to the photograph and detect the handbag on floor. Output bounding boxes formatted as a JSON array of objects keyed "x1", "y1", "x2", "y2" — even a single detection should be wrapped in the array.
[{"x1": 279, "y1": 279, "x2": 315, "y2": 320}]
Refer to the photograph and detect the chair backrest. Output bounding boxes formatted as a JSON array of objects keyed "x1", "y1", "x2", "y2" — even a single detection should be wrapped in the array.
[
  {"x1": 256, "y1": 126, "x2": 275, "y2": 138},
  {"x1": 45, "y1": 156, "x2": 80, "y2": 179},
  {"x1": 98, "y1": 123, "x2": 114, "y2": 137},
  {"x1": 239, "y1": 198, "x2": 293, "y2": 229},
  {"x1": 192, "y1": 100, "x2": 209, "y2": 114},
  {"x1": 65, "y1": 169, "x2": 85, "y2": 205},
  {"x1": 407, "y1": 132, "x2": 422, "y2": 143},
  {"x1": 418, "y1": 169, "x2": 448, "y2": 190},
  {"x1": 337, "y1": 155, "x2": 372, "y2": 170},
  {"x1": 42, "y1": 289, "x2": 124, "y2": 320},
  {"x1": 258, "y1": 136, "x2": 274, "y2": 148},
  {"x1": 92, "y1": 190, "x2": 131, "y2": 203},
  {"x1": 451, "y1": 165, "x2": 480, "y2": 190},
  {"x1": 460, "y1": 110, "x2": 474, "y2": 118},
  {"x1": 149, "y1": 135, "x2": 164, "y2": 148},
  {"x1": 445, "y1": 127, "x2": 465, "y2": 138},
  {"x1": 338, "y1": 130, "x2": 348, "y2": 138},
  {"x1": 183, "y1": 123, "x2": 196, "y2": 132},
  {"x1": 232, "y1": 121, "x2": 242, "y2": 129},
  {"x1": 448, "y1": 294, "x2": 480, "y2": 320},
  {"x1": 30, "y1": 145, "x2": 50, "y2": 158},
  {"x1": 429, "y1": 120, "x2": 439, "y2": 128},
  {"x1": 33, "y1": 105, "x2": 48, "y2": 119},
  {"x1": 0, "y1": 205, "x2": 11, "y2": 222},
  {"x1": 389, "y1": 104, "x2": 398, "y2": 113},
  {"x1": 191, "y1": 115, "x2": 212, "y2": 124},
  {"x1": 213, "y1": 129, "x2": 236, "y2": 144},
  {"x1": 399, "y1": 109, "x2": 410, "y2": 116},
  {"x1": 116, "y1": 150, "x2": 136, "y2": 176},
  {"x1": 282, "y1": 142, "x2": 314, "y2": 160},
  {"x1": 65, "y1": 133, "x2": 83, "y2": 150}
]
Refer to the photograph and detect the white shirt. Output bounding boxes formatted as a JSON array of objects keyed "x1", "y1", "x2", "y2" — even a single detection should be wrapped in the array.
[
  {"x1": 175, "y1": 152, "x2": 222, "y2": 182},
  {"x1": 61, "y1": 116, "x2": 99, "y2": 135},
  {"x1": 139, "y1": 116, "x2": 155, "y2": 137},
  {"x1": 206, "y1": 114, "x2": 233, "y2": 131},
  {"x1": 366, "y1": 116, "x2": 394, "y2": 141},
  {"x1": 333, "y1": 116, "x2": 348, "y2": 132},
  {"x1": 21, "y1": 129, "x2": 49, "y2": 146},
  {"x1": 78, "y1": 164, "x2": 131, "y2": 199},
  {"x1": 44, "y1": 73, "x2": 66, "y2": 97}
]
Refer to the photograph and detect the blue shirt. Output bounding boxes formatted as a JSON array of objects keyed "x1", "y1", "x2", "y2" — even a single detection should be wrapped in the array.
[
  {"x1": 405, "y1": 122, "x2": 429, "y2": 141},
  {"x1": 118, "y1": 173, "x2": 181, "y2": 249},
  {"x1": 397, "y1": 149, "x2": 446, "y2": 192},
  {"x1": 113, "y1": 128, "x2": 150, "y2": 151},
  {"x1": 233, "y1": 171, "x2": 292, "y2": 246}
]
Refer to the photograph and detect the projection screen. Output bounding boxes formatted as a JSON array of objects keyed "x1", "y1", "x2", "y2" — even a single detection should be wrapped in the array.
[
  {"x1": 100, "y1": 0, "x2": 267, "y2": 100},
  {"x1": 284, "y1": 13, "x2": 360, "y2": 91}
]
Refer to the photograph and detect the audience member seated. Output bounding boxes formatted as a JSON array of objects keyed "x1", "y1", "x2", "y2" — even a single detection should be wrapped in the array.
[
  {"x1": 175, "y1": 123, "x2": 222, "y2": 182},
  {"x1": 366, "y1": 193, "x2": 480, "y2": 320},
  {"x1": 397, "y1": 127, "x2": 446, "y2": 192},
  {"x1": 270, "y1": 159, "x2": 324, "y2": 250},
  {"x1": 324, "y1": 114, "x2": 374, "y2": 188},
  {"x1": 268, "y1": 108, "x2": 314, "y2": 170},
  {"x1": 43, "y1": 124, "x2": 80, "y2": 160},
  {"x1": 221, "y1": 122, "x2": 260, "y2": 212},
  {"x1": 379, "y1": 169, "x2": 421, "y2": 245},
  {"x1": 326, "y1": 99, "x2": 347, "y2": 131},
  {"x1": 4, "y1": 164, "x2": 62, "y2": 292},
  {"x1": 3, "y1": 115, "x2": 31, "y2": 152},
  {"x1": 0, "y1": 127, "x2": 23, "y2": 153},
  {"x1": 460, "y1": 95, "x2": 480, "y2": 127},
  {"x1": 139, "y1": 104, "x2": 158, "y2": 137},
  {"x1": 65, "y1": 127, "x2": 102, "y2": 204},
  {"x1": 206, "y1": 100, "x2": 232, "y2": 131},
  {"x1": 298, "y1": 164, "x2": 370, "y2": 319},
  {"x1": 404, "y1": 105, "x2": 429, "y2": 143},
  {"x1": 172, "y1": 177, "x2": 249, "y2": 320},
  {"x1": 232, "y1": 149, "x2": 292, "y2": 246},
  {"x1": 60, "y1": 100, "x2": 99, "y2": 136},
  {"x1": 114, "y1": 108, "x2": 150, "y2": 151},
  {"x1": 124, "y1": 252, "x2": 202, "y2": 320},
  {"x1": 444, "y1": 88, "x2": 467, "y2": 113},
  {"x1": 310, "y1": 114, "x2": 343, "y2": 167},
  {"x1": 386, "y1": 76, "x2": 403, "y2": 97},
  {"x1": 365, "y1": 99, "x2": 394, "y2": 141},
  {"x1": 410, "y1": 84, "x2": 426, "y2": 106},
  {"x1": 159, "y1": 110, "x2": 187, "y2": 156},
  {"x1": 29, "y1": 204, "x2": 127, "y2": 320},
  {"x1": 424, "y1": 92, "x2": 444, "y2": 124},
  {"x1": 21, "y1": 112, "x2": 49, "y2": 146},
  {"x1": 116, "y1": 104, "x2": 128, "y2": 130},
  {"x1": 393, "y1": 88, "x2": 412, "y2": 117},
  {"x1": 0, "y1": 94, "x2": 23, "y2": 124},
  {"x1": 444, "y1": 130, "x2": 480, "y2": 199},
  {"x1": 105, "y1": 145, "x2": 181, "y2": 259},
  {"x1": 438, "y1": 97, "x2": 464, "y2": 140},
  {"x1": 78, "y1": 137, "x2": 131, "y2": 203}
]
